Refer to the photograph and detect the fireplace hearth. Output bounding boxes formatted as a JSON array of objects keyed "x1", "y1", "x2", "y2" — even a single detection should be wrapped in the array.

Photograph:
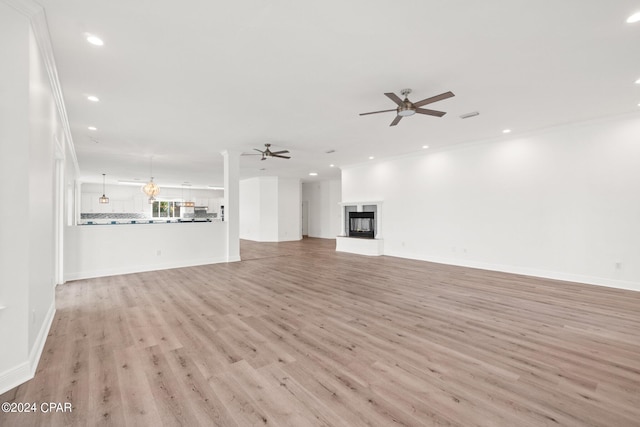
[{"x1": 348, "y1": 211, "x2": 375, "y2": 239}]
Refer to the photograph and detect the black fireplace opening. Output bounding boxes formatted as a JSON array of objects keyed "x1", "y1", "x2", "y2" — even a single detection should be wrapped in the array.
[{"x1": 348, "y1": 211, "x2": 375, "y2": 239}]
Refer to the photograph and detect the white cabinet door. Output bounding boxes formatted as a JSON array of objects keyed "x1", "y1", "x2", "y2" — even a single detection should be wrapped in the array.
[
  {"x1": 123, "y1": 199, "x2": 134, "y2": 213},
  {"x1": 81, "y1": 194, "x2": 93, "y2": 212},
  {"x1": 111, "y1": 200, "x2": 124, "y2": 213}
]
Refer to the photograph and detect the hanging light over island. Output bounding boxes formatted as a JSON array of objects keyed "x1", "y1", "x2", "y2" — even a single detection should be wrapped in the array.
[
  {"x1": 142, "y1": 157, "x2": 160, "y2": 203},
  {"x1": 98, "y1": 173, "x2": 109, "y2": 204}
]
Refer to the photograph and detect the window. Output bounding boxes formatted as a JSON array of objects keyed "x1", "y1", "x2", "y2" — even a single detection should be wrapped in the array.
[{"x1": 152, "y1": 201, "x2": 181, "y2": 218}]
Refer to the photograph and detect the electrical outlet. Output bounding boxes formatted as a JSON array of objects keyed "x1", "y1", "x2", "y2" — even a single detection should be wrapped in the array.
[
  {"x1": 156, "y1": 250, "x2": 161, "y2": 256},
  {"x1": 615, "y1": 261, "x2": 622, "y2": 270}
]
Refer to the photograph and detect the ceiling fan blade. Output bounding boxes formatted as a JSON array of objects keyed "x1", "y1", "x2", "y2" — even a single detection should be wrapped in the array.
[
  {"x1": 271, "y1": 154, "x2": 291, "y2": 159},
  {"x1": 415, "y1": 108, "x2": 446, "y2": 117},
  {"x1": 270, "y1": 150, "x2": 289, "y2": 155},
  {"x1": 253, "y1": 148, "x2": 264, "y2": 153},
  {"x1": 413, "y1": 91, "x2": 455, "y2": 108},
  {"x1": 359, "y1": 109, "x2": 396, "y2": 116},
  {"x1": 384, "y1": 92, "x2": 404, "y2": 106},
  {"x1": 390, "y1": 115, "x2": 402, "y2": 126},
  {"x1": 241, "y1": 153, "x2": 262, "y2": 156}
]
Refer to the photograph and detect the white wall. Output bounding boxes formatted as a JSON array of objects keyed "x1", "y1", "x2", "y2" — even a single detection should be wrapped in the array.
[
  {"x1": 240, "y1": 176, "x2": 301, "y2": 242},
  {"x1": 239, "y1": 177, "x2": 261, "y2": 240},
  {"x1": 0, "y1": 3, "x2": 31, "y2": 393},
  {"x1": 0, "y1": 5, "x2": 72, "y2": 395},
  {"x1": 342, "y1": 113, "x2": 640, "y2": 291},
  {"x1": 302, "y1": 179, "x2": 341, "y2": 239},
  {"x1": 260, "y1": 178, "x2": 279, "y2": 241},
  {"x1": 278, "y1": 178, "x2": 302, "y2": 241},
  {"x1": 65, "y1": 222, "x2": 227, "y2": 280}
]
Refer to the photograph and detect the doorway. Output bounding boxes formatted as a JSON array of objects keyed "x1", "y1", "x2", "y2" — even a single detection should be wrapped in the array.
[{"x1": 301, "y1": 200, "x2": 309, "y2": 237}]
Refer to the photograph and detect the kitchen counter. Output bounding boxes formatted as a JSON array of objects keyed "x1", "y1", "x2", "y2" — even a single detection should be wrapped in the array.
[{"x1": 81, "y1": 218, "x2": 218, "y2": 225}]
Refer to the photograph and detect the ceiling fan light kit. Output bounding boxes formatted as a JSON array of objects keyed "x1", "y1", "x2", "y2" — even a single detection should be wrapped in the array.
[{"x1": 360, "y1": 88, "x2": 454, "y2": 126}]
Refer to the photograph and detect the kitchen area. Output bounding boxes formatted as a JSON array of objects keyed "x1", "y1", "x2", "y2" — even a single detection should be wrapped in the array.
[{"x1": 79, "y1": 182, "x2": 224, "y2": 225}]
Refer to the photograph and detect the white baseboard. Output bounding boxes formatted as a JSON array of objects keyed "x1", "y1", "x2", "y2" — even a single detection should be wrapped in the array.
[
  {"x1": 0, "y1": 301, "x2": 56, "y2": 396},
  {"x1": 386, "y1": 251, "x2": 640, "y2": 292},
  {"x1": 0, "y1": 361, "x2": 30, "y2": 397},
  {"x1": 29, "y1": 302, "x2": 55, "y2": 372}
]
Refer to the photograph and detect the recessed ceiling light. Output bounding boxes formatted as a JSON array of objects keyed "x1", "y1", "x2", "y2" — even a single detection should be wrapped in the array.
[
  {"x1": 627, "y1": 11, "x2": 640, "y2": 23},
  {"x1": 329, "y1": 164, "x2": 335, "y2": 167},
  {"x1": 87, "y1": 95, "x2": 100, "y2": 102},
  {"x1": 309, "y1": 172, "x2": 318, "y2": 176},
  {"x1": 88, "y1": 126, "x2": 97, "y2": 131},
  {"x1": 635, "y1": 78, "x2": 640, "y2": 84},
  {"x1": 422, "y1": 145, "x2": 429, "y2": 149},
  {"x1": 369, "y1": 156, "x2": 374, "y2": 160},
  {"x1": 86, "y1": 35, "x2": 104, "y2": 46},
  {"x1": 502, "y1": 129, "x2": 511, "y2": 134}
]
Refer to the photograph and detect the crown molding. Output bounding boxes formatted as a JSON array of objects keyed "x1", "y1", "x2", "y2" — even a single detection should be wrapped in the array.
[
  {"x1": 2, "y1": 0, "x2": 80, "y2": 177},
  {"x1": 2, "y1": 0, "x2": 41, "y2": 16}
]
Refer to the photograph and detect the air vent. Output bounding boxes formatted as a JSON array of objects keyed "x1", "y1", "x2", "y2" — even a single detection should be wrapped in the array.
[{"x1": 459, "y1": 111, "x2": 479, "y2": 119}]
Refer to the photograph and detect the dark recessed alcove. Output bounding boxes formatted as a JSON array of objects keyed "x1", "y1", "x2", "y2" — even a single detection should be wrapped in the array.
[{"x1": 348, "y1": 211, "x2": 375, "y2": 239}]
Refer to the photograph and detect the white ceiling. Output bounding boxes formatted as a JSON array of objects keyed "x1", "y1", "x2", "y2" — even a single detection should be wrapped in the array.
[{"x1": 37, "y1": 0, "x2": 640, "y2": 187}]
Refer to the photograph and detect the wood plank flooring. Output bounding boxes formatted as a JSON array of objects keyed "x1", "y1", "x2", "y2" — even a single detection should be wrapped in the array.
[{"x1": 2, "y1": 238, "x2": 640, "y2": 426}]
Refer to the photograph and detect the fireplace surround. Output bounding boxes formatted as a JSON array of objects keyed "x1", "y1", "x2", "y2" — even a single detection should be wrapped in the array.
[
  {"x1": 336, "y1": 201, "x2": 384, "y2": 256},
  {"x1": 348, "y1": 211, "x2": 375, "y2": 239}
]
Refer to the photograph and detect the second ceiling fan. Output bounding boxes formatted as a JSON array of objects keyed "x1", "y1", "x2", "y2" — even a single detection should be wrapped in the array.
[
  {"x1": 360, "y1": 89, "x2": 454, "y2": 126},
  {"x1": 249, "y1": 143, "x2": 290, "y2": 160}
]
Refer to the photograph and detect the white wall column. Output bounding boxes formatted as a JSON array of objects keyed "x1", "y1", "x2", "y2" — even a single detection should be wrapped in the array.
[{"x1": 222, "y1": 150, "x2": 241, "y2": 262}]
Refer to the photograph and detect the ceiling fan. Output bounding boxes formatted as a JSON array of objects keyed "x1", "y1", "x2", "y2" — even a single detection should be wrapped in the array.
[
  {"x1": 245, "y1": 143, "x2": 291, "y2": 160},
  {"x1": 360, "y1": 89, "x2": 454, "y2": 126}
]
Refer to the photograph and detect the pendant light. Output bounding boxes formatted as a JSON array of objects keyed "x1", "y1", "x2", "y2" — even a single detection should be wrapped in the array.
[
  {"x1": 98, "y1": 173, "x2": 110, "y2": 204},
  {"x1": 142, "y1": 156, "x2": 160, "y2": 199},
  {"x1": 184, "y1": 183, "x2": 195, "y2": 207}
]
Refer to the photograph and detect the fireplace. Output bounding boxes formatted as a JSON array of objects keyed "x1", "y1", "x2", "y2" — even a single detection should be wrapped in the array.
[{"x1": 348, "y1": 211, "x2": 375, "y2": 239}]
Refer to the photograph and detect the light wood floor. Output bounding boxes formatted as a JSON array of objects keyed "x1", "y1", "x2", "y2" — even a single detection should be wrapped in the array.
[{"x1": 2, "y1": 238, "x2": 640, "y2": 426}]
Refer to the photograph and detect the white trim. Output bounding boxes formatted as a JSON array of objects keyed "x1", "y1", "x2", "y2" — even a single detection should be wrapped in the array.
[
  {"x1": 0, "y1": 302, "x2": 56, "y2": 395},
  {"x1": 2, "y1": 0, "x2": 41, "y2": 15},
  {"x1": 65, "y1": 256, "x2": 229, "y2": 281},
  {"x1": 386, "y1": 251, "x2": 640, "y2": 292},
  {"x1": 0, "y1": 362, "x2": 30, "y2": 396},
  {"x1": 3, "y1": 0, "x2": 80, "y2": 177},
  {"x1": 336, "y1": 236, "x2": 384, "y2": 256},
  {"x1": 29, "y1": 302, "x2": 55, "y2": 374}
]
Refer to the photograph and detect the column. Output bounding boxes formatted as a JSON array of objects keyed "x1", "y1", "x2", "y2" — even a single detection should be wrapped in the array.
[{"x1": 221, "y1": 150, "x2": 241, "y2": 262}]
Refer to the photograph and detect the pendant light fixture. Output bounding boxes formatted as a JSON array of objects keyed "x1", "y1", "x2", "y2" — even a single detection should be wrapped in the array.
[
  {"x1": 178, "y1": 183, "x2": 194, "y2": 207},
  {"x1": 184, "y1": 183, "x2": 195, "y2": 207},
  {"x1": 98, "y1": 173, "x2": 110, "y2": 204},
  {"x1": 142, "y1": 156, "x2": 160, "y2": 201}
]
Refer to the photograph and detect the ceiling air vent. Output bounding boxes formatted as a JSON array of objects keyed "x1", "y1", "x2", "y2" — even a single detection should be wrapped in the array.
[{"x1": 459, "y1": 111, "x2": 479, "y2": 119}]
